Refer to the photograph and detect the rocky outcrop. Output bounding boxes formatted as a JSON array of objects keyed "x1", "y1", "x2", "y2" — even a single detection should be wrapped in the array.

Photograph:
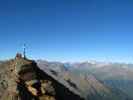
[{"x1": 0, "y1": 54, "x2": 84, "y2": 100}]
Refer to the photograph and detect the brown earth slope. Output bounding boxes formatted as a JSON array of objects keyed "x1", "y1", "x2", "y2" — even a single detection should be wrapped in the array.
[{"x1": 0, "y1": 54, "x2": 84, "y2": 100}]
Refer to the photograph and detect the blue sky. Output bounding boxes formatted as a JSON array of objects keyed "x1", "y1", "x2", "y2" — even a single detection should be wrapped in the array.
[{"x1": 0, "y1": 0, "x2": 133, "y2": 63}]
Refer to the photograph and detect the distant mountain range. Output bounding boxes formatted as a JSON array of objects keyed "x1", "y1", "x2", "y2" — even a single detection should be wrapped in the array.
[{"x1": 37, "y1": 60, "x2": 133, "y2": 100}]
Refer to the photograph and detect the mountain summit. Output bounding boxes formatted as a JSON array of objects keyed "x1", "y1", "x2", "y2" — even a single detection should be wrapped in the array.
[{"x1": 0, "y1": 54, "x2": 83, "y2": 100}]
